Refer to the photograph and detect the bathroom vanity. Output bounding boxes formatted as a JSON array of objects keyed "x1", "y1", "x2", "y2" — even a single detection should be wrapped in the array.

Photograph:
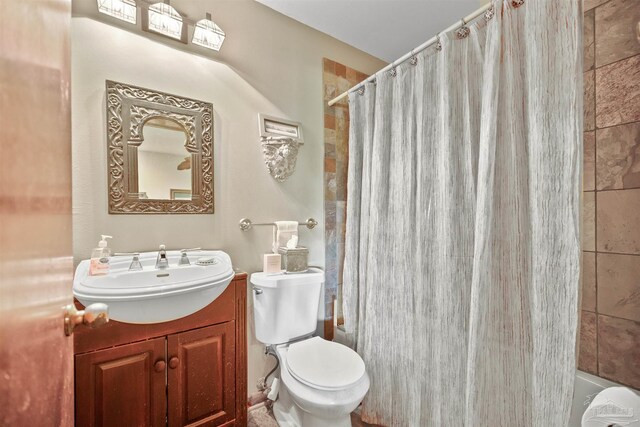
[{"x1": 73, "y1": 273, "x2": 247, "y2": 427}]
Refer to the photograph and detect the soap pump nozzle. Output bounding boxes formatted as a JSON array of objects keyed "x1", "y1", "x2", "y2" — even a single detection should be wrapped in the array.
[{"x1": 98, "y1": 235, "x2": 113, "y2": 248}]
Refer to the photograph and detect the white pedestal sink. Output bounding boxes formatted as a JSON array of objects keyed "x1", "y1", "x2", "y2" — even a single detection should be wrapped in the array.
[{"x1": 73, "y1": 250, "x2": 235, "y2": 324}]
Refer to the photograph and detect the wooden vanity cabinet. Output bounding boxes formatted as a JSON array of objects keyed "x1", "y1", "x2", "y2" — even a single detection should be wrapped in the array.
[
  {"x1": 75, "y1": 338, "x2": 167, "y2": 427},
  {"x1": 74, "y1": 273, "x2": 247, "y2": 427}
]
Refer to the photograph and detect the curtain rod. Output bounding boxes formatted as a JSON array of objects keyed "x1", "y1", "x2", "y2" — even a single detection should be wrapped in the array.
[{"x1": 327, "y1": 1, "x2": 494, "y2": 107}]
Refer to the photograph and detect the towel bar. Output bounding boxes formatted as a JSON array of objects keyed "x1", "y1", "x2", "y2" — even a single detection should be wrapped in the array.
[{"x1": 238, "y1": 218, "x2": 318, "y2": 232}]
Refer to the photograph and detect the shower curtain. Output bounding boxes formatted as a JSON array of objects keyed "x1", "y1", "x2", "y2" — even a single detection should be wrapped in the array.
[{"x1": 342, "y1": 1, "x2": 582, "y2": 425}]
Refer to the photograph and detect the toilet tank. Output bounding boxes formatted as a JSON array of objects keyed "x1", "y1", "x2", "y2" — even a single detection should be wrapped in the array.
[{"x1": 251, "y1": 268, "x2": 324, "y2": 345}]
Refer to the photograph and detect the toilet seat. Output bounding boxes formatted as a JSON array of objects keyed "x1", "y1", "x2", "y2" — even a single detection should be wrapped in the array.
[{"x1": 285, "y1": 337, "x2": 365, "y2": 391}]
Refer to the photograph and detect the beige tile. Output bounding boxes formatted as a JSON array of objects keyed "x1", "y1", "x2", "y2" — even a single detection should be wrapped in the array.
[
  {"x1": 597, "y1": 253, "x2": 640, "y2": 322},
  {"x1": 323, "y1": 72, "x2": 337, "y2": 101},
  {"x1": 582, "y1": 252, "x2": 597, "y2": 311},
  {"x1": 584, "y1": 131, "x2": 596, "y2": 191},
  {"x1": 596, "y1": 122, "x2": 640, "y2": 190},
  {"x1": 324, "y1": 157, "x2": 336, "y2": 174},
  {"x1": 583, "y1": 191, "x2": 596, "y2": 251},
  {"x1": 325, "y1": 173, "x2": 336, "y2": 201},
  {"x1": 595, "y1": 55, "x2": 640, "y2": 128},
  {"x1": 584, "y1": 70, "x2": 596, "y2": 131},
  {"x1": 595, "y1": 0, "x2": 640, "y2": 67},
  {"x1": 323, "y1": 58, "x2": 336, "y2": 73},
  {"x1": 584, "y1": 0, "x2": 610, "y2": 11},
  {"x1": 324, "y1": 114, "x2": 335, "y2": 130},
  {"x1": 584, "y1": 9, "x2": 595, "y2": 71},
  {"x1": 579, "y1": 311, "x2": 598, "y2": 374},
  {"x1": 597, "y1": 188, "x2": 640, "y2": 254},
  {"x1": 598, "y1": 315, "x2": 640, "y2": 388}
]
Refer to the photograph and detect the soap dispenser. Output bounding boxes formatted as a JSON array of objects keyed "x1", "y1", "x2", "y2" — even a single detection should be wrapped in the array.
[{"x1": 90, "y1": 235, "x2": 112, "y2": 276}]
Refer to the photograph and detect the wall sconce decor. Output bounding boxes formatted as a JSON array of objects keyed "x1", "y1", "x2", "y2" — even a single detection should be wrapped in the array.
[
  {"x1": 142, "y1": 0, "x2": 188, "y2": 43},
  {"x1": 193, "y1": 13, "x2": 226, "y2": 51},
  {"x1": 258, "y1": 114, "x2": 304, "y2": 183},
  {"x1": 94, "y1": 0, "x2": 226, "y2": 54},
  {"x1": 97, "y1": 0, "x2": 137, "y2": 24}
]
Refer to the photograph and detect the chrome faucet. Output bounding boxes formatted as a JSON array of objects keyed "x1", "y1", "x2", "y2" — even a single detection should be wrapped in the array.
[
  {"x1": 113, "y1": 253, "x2": 143, "y2": 271},
  {"x1": 155, "y1": 245, "x2": 169, "y2": 269},
  {"x1": 178, "y1": 248, "x2": 201, "y2": 266}
]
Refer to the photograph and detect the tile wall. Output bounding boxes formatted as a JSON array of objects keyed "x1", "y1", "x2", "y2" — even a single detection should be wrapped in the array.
[
  {"x1": 579, "y1": 0, "x2": 640, "y2": 389},
  {"x1": 323, "y1": 58, "x2": 370, "y2": 335}
]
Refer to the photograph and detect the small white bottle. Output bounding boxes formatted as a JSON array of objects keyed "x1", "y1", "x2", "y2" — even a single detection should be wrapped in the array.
[{"x1": 90, "y1": 235, "x2": 113, "y2": 276}]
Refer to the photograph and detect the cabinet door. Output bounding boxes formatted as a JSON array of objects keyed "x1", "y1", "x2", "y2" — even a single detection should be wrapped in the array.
[
  {"x1": 168, "y1": 322, "x2": 236, "y2": 427},
  {"x1": 75, "y1": 338, "x2": 167, "y2": 427}
]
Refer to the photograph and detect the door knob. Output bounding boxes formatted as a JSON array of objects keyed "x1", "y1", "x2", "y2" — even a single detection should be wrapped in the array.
[{"x1": 64, "y1": 303, "x2": 109, "y2": 336}]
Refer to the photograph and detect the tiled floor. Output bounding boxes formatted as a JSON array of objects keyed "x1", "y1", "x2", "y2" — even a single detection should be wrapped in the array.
[
  {"x1": 247, "y1": 404, "x2": 383, "y2": 427},
  {"x1": 247, "y1": 403, "x2": 278, "y2": 427}
]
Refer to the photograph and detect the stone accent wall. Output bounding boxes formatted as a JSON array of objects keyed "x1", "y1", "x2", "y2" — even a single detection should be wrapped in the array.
[
  {"x1": 323, "y1": 58, "x2": 370, "y2": 331},
  {"x1": 579, "y1": 0, "x2": 640, "y2": 389}
]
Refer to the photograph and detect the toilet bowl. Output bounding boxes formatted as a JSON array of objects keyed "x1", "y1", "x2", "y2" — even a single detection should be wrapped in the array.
[
  {"x1": 273, "y1": 337, "x2": 370, "y2": 427},
  {"x1": 251, "y1": 269, "x2": 370, "y2": 427}
]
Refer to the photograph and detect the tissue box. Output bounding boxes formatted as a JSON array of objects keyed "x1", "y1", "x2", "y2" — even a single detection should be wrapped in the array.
[{"x1": 278, "y1": 246, "x2": 308, "y2": 273}]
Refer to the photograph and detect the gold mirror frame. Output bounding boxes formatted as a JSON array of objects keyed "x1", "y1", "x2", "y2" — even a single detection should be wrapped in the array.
[{"x1": 106, "y1": 80, "x2": 214, "y2": 214}]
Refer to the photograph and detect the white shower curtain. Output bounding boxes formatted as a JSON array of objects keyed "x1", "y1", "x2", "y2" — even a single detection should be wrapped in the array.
[{"x1": 342, "y1": 1, "x2": 582, "y2": 425}]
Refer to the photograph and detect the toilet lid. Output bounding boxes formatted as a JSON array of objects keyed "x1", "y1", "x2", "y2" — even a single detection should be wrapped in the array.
[{"x1": 286, "y1": 337, "x2": 365, "y2": 391}]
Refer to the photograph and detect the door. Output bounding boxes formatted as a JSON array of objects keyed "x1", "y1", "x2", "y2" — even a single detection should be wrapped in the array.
[
  {"x1": 168, "y1": 322, "x2": 236, "y2": 427},
  {"x1": 0, "y1": 1, "x2": 74, "y2": 426},
  {"x1": 75, "y1": 338, "x2": 167, "y2": 427}
]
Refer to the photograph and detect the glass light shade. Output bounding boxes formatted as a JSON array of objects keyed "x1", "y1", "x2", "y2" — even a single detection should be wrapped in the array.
[
  {"x1": 192, "y1": 15, "x2": 225, "y2": 51},
  {"x1": 97, "y1": 0, "x2": 136, "y2": 24},
  {"x1": 147, "y1": 2, "x2": 183, "y2": 40}
]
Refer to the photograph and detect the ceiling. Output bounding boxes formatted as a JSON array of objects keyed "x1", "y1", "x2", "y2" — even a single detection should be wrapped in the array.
[{"x1": 256, "y1": 0, "x2": 486, "y2": 62}]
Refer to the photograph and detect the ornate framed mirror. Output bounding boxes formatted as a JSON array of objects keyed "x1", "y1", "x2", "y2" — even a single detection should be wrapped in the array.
[{"x1": 106, "y1": 80, "x2": 214, "y2": 214}]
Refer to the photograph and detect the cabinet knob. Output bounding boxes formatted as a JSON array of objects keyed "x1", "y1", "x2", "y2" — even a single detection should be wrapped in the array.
[
  {"x1": 154, "y1": 360, "x2": 166, "y2": 372},
  {"x1": 169, "y1": 356, "x2": 180, "y2": 369}
]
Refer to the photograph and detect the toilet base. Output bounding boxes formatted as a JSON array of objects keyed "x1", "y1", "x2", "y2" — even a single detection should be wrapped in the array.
[{"x1": 273, "y1": 381, "x2": 352, "y2": 427}]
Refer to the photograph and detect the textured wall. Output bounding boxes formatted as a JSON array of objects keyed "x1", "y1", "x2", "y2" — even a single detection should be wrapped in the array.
[
  {"x1": 579, "y1": 0, "x2": 640, "y2": 389},
  {"x1": 322, "y1": 58, "x2": 372, "y2": 328}
]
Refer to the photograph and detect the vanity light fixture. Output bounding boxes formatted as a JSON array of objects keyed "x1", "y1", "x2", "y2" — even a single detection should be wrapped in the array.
[
  {"x1": 192, "y1": 13, "x2": 226, "y2": 51},
  {"x1": 146, "y1": 0, "x2": 184, "y2": 41},
  {"x1": 97, "y1": 0, "x2": 136, "y2": 24}
]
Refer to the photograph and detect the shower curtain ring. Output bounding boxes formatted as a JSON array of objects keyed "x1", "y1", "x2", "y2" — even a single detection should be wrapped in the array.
[
  {"x1": 456, "y1": 17, "x2": 471, "y2": 39},
  {"x1": 357, "y1": 86, "x2": 365, "y2": 96},
  {"x1": 435, "y1": 34, "x2": 442, "y2": 51},
  {"x1": 410, "y1": 49, "x2": 418, "y2": 65},
  {"x1": 484, "y1": 5, "x2": 495, "y2": 21}
]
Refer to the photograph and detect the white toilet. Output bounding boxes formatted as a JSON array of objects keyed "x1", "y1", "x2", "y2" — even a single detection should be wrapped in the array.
[{"x1": 251, "y1": 268, "x2": 370, "y2": 427}]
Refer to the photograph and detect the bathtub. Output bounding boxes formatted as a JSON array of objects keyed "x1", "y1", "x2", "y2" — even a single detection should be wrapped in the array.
[
  {"x1": 569, "y1": 370, "x2": 628, "y2": 426},
  {"x1": 331, "y1": 330, "x2": 628, "y2": 427}
]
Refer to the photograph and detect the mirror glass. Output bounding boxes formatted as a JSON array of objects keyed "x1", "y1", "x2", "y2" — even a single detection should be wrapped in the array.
[{"x1": 137, "y1": 118, "x2": 192, "y2": 200}]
